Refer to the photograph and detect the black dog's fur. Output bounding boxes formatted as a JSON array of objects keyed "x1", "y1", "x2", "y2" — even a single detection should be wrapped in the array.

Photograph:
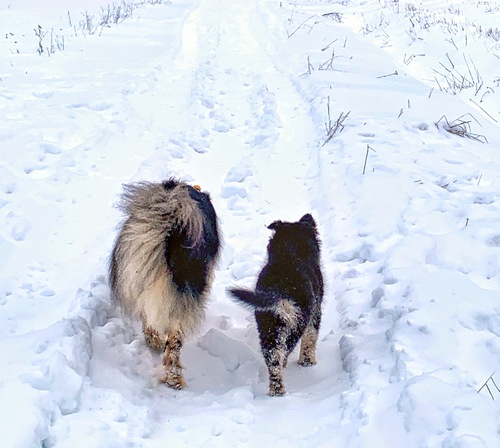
[
  {"x1": 162, "y1": 179, "x2": 220, "y2": 297},
  {"x1": 109, "y1": 178, "x2": 221, "y2": 389},
  {"x1": 227, "y1": 214, "x2": 324, "y2": 396}
]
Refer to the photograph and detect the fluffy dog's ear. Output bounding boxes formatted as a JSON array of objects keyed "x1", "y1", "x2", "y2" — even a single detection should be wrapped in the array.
[
  {"x1": 299, "y1": 213, "x2": 317, "y2": 228},
  {"x1": 267, "y1": 220, "x2": 283, "y2": 231}
]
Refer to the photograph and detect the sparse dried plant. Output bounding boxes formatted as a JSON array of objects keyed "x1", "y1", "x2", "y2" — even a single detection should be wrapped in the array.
[
  {"x1": 323, "y1": 97, "x2": 350, "y2": 146},
  {"x1": 34, "y1": 25, "x2": 47, "y2": 55},
  {"x1": 433, "y1": 53, "x2": 483, "y2": 95},
  {"x1": 35, "y1": 0, "x2": 169, "y2": 54},
  {"x1": 435, "y1": 114, "x2": 488, "y2": 143},
  {"x1": 322, "y1": 12, "x2": 343, "y2": 23},
  {"x1": 318, "y1": 50, "x2": 336, "y2": 70}
]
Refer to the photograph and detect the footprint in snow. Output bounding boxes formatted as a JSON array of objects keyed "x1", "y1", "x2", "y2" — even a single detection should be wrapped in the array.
[
  {"x1": 10, "y1": 217, "x2": 31, "y2": 241},
  {"x1": 1, "y1": 182, "x2": 16, "y2": 195},
  {"x1": 485, "y1": 235, "x2": 500, "y2": 247},
  {"x1": 200, "y1": 97, "x2": 215, "y2": 109},
  {"x1": 32, "y1": 91, "x2": 54, "y2": 100},
  {"x1": 67, "y1": 102, "x2": 112, "y2": 112},
  {"x1": 225, "y1": 163, "x2": 253, "y2": 183},
  {"x1": 187, "y1": 139, "x2": 208, "y2": 154},
  {"x1": 221, "y1": 184, "x2": 247, "y2": 199},
  {"x1": 41, "y1": 142, "x2": 62, "y2": 155},
  {"x1": 213, "y1": 122, "x2": 230, "y2": 133},
  {"x1": 335, "y1": 243, "x2": 375, "y2": 263}
]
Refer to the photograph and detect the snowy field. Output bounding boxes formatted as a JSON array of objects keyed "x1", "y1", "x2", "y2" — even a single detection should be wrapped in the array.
[{"x1": 1, "y1": 0, "x2": 500, "y2": 446}]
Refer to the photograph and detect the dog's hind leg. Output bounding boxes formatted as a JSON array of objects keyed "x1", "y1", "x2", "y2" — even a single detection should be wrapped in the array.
[
  {"x1": 264, "y1": 347, "x2": 287, "y2": 396},
  {"x1": 298, "y1": 325, "x2": 318, "y2": 366},
  {"x1": 161, "y1": 331, "x2": 187, "y2": 390},
  {"x1": 298, "y1": 305, "x2": 321, "y2": 366}
]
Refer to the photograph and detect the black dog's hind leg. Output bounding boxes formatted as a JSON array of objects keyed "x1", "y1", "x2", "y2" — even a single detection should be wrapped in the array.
[
  {"x1": 264, "y1": 347, "x2": 287, "y2": 396},
  {"x1": 298, "y1": 303, "x2": 321, "y2": 366},
  {"x1": 257, "y1": 313, "x2": 289, "y2": 396}
]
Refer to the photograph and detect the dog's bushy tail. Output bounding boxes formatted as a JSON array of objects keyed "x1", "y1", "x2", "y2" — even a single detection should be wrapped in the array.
[
  {"x1": 227, "y1": 287, "x2": 280, "y2": 310},
  {"x1": 109, "y1": 179, "x2": 219, "y2": 314}
]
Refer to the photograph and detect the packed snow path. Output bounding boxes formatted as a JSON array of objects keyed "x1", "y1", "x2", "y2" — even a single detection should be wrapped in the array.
[
  {"x1": 55, "y1": 1, "x2": 338, "y2": 445},
  {"x1": 1, "y1": 0, "x2": 499, "y2": 447}
]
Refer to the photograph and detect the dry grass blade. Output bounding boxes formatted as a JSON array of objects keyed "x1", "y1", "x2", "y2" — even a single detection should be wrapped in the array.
[
  {"x1": 322, "y1": 12, "x2": 342, "y2": 23},
  {"x1": 432, "y1": 53, "x2": 483, "y2": 95},
  {"x1": 470, "y1": 98, "x2": 498, "y2": 123},
  {"x1": 363, "y1": 145, "x2": 376, "y2": 175},
  {"x1": 287, "y1": 15, "x2": 317, "y2": 38},
  {"x1": 322, "y1": 97, "x2": 350, "y2": 146},
  {"x1": 478, "y1": 372, "x2": 500, "y2": 400},
  {"x1": 435, "y1": 114, "x2": 488, "y2": 143},
  {"x1": 318, "y1": 50, "x2": 336, "y2": 70}
]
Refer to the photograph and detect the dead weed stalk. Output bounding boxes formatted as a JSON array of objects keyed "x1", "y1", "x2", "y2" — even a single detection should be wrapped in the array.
[
  {"x1": 436, "y1": 114, "x2": 488, "y2": 143},
  {"x1": 323, "y1": 97, "x2": 350, "y2": 146}
]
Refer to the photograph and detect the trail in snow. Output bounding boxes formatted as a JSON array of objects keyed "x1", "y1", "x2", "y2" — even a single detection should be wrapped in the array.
[
  {"x1": 156, "y1": 0, "x2": 319, "y2": 220},
  {"x1": 49, "y1": 1, "x2": 344, "y2": 446}
]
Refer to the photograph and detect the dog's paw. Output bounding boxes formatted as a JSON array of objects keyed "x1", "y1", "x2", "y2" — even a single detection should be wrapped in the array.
[
  {"x1": 161, "y1": 373, "x2": 187, "y2": 390},
  {"x1": 298, "y1": 358, "x2": 317, "y2": 367},
  {"x1": 143, "y1": 326, "x2": 165, "y2": 352},
  {"x1": 268, "y1": 384, "x2": 286, "y2": 397},
  {"x1": 298, "y1": 351, "x2": 317, "y2": 366},
  {"x1": 268, "y1": 388, "x2": 286, "y2": 397}
]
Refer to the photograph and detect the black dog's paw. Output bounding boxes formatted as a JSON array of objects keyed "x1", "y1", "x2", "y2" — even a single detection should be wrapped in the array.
[
  {"x1": 268, "y1": 379, "x2": 286, "y2": 396},
  {"x1": 298, "y1": 357, "x2": 317, "y2": 367},
  {"x1": 297, "y1": 353, "x2": 317, "y2": 367},
  {"x1": 268, "y1": 386, "x2": 286, "y2": 397}
]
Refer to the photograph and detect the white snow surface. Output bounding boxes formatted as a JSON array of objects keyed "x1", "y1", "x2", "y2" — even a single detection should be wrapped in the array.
[{"x1": 1, "y1": 0, "x2": 500, "y2": 446}]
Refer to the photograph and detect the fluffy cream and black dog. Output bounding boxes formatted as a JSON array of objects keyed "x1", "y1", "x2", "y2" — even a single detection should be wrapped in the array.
[
  {"x1": 227, "y1": 214, "x2": 324, "y2": 396},
  {"x1": 109, "y1": 178, "x2": 220, "y2": 390}
]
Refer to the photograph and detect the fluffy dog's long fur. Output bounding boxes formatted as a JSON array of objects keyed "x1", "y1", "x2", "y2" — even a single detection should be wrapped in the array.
[
  {"x1": 227, "y1": 213, "x2": 324, "y2": 396},
  {"x1": 109, "y1": 178, "x2": 220, "y2": 389}
]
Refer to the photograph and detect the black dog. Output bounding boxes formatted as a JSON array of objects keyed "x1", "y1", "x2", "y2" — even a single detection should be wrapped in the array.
[
  {"x1": 228, "y1": 214, "x2": 324, "y2": 396},
  {"x1": 109, "y1": 178, "x2": 221, "y2": 389}
]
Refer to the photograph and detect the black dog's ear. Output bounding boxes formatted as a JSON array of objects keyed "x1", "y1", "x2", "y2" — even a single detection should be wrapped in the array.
[
  {"x1": 267, "y1": 220, "x2": 283, "y2": 231},
  {"x1": 299, "y1": 213, "x2": 317, "y2": 228}
]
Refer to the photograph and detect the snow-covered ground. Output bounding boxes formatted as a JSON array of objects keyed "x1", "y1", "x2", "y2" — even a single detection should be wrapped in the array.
[{"x1": 1, "y1": 0, "x2": 499, "y2": 446}]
